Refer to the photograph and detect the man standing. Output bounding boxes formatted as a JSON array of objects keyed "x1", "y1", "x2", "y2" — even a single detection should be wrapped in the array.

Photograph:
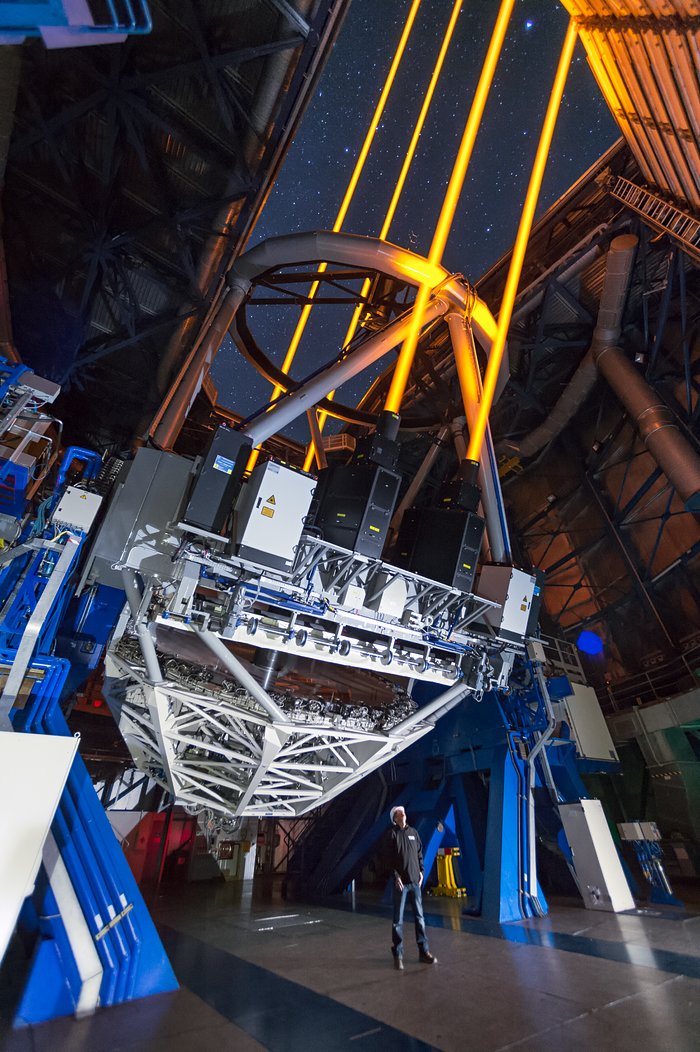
[{"x1": 385, "y1": 805, "x2": 437, "y2": 970}]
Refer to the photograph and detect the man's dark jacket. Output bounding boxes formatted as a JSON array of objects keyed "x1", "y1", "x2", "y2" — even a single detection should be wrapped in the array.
[{"x1": 385, "y1": 823, "x2": 424, "y2": 884}]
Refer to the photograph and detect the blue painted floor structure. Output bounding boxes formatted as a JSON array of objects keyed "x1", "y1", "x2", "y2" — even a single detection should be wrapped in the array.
[{"x1": 3, "y1": 879, "x2": 700, "y2": 1051}]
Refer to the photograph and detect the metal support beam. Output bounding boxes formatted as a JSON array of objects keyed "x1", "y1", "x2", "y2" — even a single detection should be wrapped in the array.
[{"x1": 584, "y1": 473, "x2": 675, "y2": 649}]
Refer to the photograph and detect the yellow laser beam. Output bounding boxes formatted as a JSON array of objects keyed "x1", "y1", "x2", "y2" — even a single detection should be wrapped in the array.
[
  {"x1": 466, "y1": 18, "x2": 578, "y2": 463},
  {"x1": 245, "y1": 445, "x2": 261, "y2": 475},
  {"x1": 270, "y1": 0, "x2": 422, "y2": 406},
  {"x1": 384, "y1": 0, "x2": 517, "y2": 416},
  {"x1": 302, "y1": 0, "x2": 464, "y2": 472},
  {"x1": 342, "y1": 0, "x2": 464, "y2": 349}
]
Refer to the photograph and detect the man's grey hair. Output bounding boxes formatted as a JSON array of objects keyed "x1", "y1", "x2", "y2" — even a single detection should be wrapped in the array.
[{"x1": 390, "y1": 805, "x2": 406, "y2": 824}]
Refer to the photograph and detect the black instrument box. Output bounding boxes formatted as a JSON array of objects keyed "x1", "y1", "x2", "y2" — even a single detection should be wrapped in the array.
[
  {"x1": 183, "y1": 426, "x2": 252, "y2": 534},
  {"x1": 396, "y1": 506, "x2": 484, "y2": 593},
  {"x1": 312, "y1": 460, "x2": 401, "y2": 558}
]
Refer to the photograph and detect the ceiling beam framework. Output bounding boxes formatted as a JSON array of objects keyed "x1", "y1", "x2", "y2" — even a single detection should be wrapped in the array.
[{"x1": 3, "y1": 0, "x2": 349, "y2": 449}]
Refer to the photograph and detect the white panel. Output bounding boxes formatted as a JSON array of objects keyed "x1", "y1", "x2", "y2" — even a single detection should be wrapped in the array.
[
  {"x1": 563, "y1": 682, "x2": 619, "y2": 762},
  {"x1": 0, "y1": 732, "x2": 79, "y2": 962},
  {"x1": 618, "y1": 820, "x2": 662, "y2": 842},
  {"x1": 640, "y1": 821, "x2": 662, "y2": 841},
  {"x1": 559, "y1": 799, "x2": 635, "y2": 912},
  {"x1": 42, "y1": 833, "x2": 102, "y2": 1015},
  {"x1": 52, "y1": 486, "x2": 102, "y2": 533},
  {"x1": 618, "y1": 821, "x2": 644, "y2": 841},
  {"x1": 234, "y1": 461, "x2": 316, "y2": 567},
  {"x1": 478, "y1": 565, "x2": 535, "y2": 638}
]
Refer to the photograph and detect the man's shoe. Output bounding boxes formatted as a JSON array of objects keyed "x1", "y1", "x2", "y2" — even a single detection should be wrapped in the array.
[
  {"x1": 393, "y1": 956, "x2": 404, "y2": 971},
  {"x1": 419, "y1": 952, "x2": 437, "y2": 964}
]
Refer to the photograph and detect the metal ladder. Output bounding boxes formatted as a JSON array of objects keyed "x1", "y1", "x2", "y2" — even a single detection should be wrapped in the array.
[{"x1": 607, "y1": 174, "x2": 700, "y2": 265}]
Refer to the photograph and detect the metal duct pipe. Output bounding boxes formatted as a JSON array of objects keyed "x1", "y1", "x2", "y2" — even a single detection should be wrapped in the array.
[
  {"x1": 252, "y1": 649, "x2": 285, "y2": 691},
  {"x1": 515, "y1": 233, "x2": 639, "y2": 460},
  {"x1": 387, "y1": 679, "x2": 470, "y2": 737},
  {"x1": 197, "y1": 629, "x2": 287, "y2": 723},
  {"x1": 449, "y1": 416, "x2": 467, "y2": 460},
  {"x1": 594, "y1": 345, "x2": 700, "y2": 512}
]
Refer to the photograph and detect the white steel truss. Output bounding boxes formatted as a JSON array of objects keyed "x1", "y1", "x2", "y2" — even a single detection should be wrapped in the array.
[{"x1": 105, "y1": 639, "x2": 470, "y2": 819}]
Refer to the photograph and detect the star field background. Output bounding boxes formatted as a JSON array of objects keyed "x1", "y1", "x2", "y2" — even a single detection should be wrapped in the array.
[{"x1": 212, "y1": 0, "x2": 619, "y2": 440}]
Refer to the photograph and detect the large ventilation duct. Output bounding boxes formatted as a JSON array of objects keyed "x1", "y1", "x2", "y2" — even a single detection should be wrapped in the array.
[
  {"x1": 516, "y1": 233, "x2": 638, "y2": 460},
  {"x1": 514, "y1": 231, "x2": 700, "y2": 511},
  {"x1": 594, "y1": 346, "x2": 700, "y2": 512}
]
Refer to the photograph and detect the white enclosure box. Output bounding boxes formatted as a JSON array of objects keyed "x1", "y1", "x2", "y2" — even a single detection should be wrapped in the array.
[
  {"x1": 233, "y1": 461, "x2": 316, "y2": 572},
  {"x1": 618, "y1": 821, "x2": 662, "y2": 842},
  {"x1": 51, "y1": 486, "x2": 103, "y2": 533},
  {"x1": 555, "y1": 681, "x2": 619, "y2": 763},
  {"x1": 527, "y1": 638, "x2": 546, "y2": 663},
  {"x1": 0, "y1": 732, "x2": 79, "y2": 962},
  {"x1": 559, "y1": 799, "x2": 635, "y2": 912},
  {"x1": 477, "y1": 565, "x2": 536, "y2": 642}
]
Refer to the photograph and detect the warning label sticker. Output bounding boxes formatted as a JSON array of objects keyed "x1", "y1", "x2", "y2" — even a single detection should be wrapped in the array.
[{"x1": 261, "y1": 506, "x2": 274, "y2": 518}]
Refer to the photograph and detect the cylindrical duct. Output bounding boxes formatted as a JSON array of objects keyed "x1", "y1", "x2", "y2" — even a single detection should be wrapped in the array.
[
  {"x1": 516, "y1": 233, "x2": 638, "y2": 459},
  {"x1": 594, "y1": 345, "x2": 700, "y2": 512}
]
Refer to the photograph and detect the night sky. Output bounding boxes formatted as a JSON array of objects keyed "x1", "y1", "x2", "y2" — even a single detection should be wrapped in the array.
[{"x1": 212, "y1": 0, "x2": 618, "y2": 439}]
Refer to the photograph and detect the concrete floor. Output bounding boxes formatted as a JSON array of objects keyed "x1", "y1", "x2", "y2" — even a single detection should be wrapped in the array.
[{"x1": 3, "y1": 879, "x2": 700, "y2": 1052}]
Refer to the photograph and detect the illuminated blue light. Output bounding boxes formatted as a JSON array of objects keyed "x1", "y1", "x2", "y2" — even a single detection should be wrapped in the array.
[{"x1": 576, "y1": 630, "x2": 604, "y2": 656}]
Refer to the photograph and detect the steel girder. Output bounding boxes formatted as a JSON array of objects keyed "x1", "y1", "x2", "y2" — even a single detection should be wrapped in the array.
[{"x1": 3, "y1": 0, "x2": 349, "y2": 450}]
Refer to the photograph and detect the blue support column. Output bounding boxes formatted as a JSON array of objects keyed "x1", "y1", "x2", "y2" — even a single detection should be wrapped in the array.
[
  {"x1": 449, "y1": 776, "x2": 485, "y2": 912},
  {"x1": 482, "y1": 746, "x2": 525, "y2": 923},
  {"x1": 414, "y1": 792, "x2": 450, "y2": 886},
  {"x1": 13, "y1": 661, "x2": 178, "y2": 1025}
]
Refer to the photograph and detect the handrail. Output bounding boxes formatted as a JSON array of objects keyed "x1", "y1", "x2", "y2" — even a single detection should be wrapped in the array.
[{"x1": 596, "y1": 641, "x2": 700, "y2": 714}]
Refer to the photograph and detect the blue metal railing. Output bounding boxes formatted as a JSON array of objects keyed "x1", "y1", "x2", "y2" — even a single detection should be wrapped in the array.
[
  {"x1": 0, "y1": 1, "x2": 151, "y2": 45},
  {"x1": 85, "y1": 0, "x2": 152, "y2": 34}
]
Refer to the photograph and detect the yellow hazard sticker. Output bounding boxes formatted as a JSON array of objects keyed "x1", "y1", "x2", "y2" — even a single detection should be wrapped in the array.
[
  {"x1": 266, "y1": 495, "x2": 276, "y2": 505},
  {"x1": 261, "y1": 506, "x2": 274, "y2": 518}
]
